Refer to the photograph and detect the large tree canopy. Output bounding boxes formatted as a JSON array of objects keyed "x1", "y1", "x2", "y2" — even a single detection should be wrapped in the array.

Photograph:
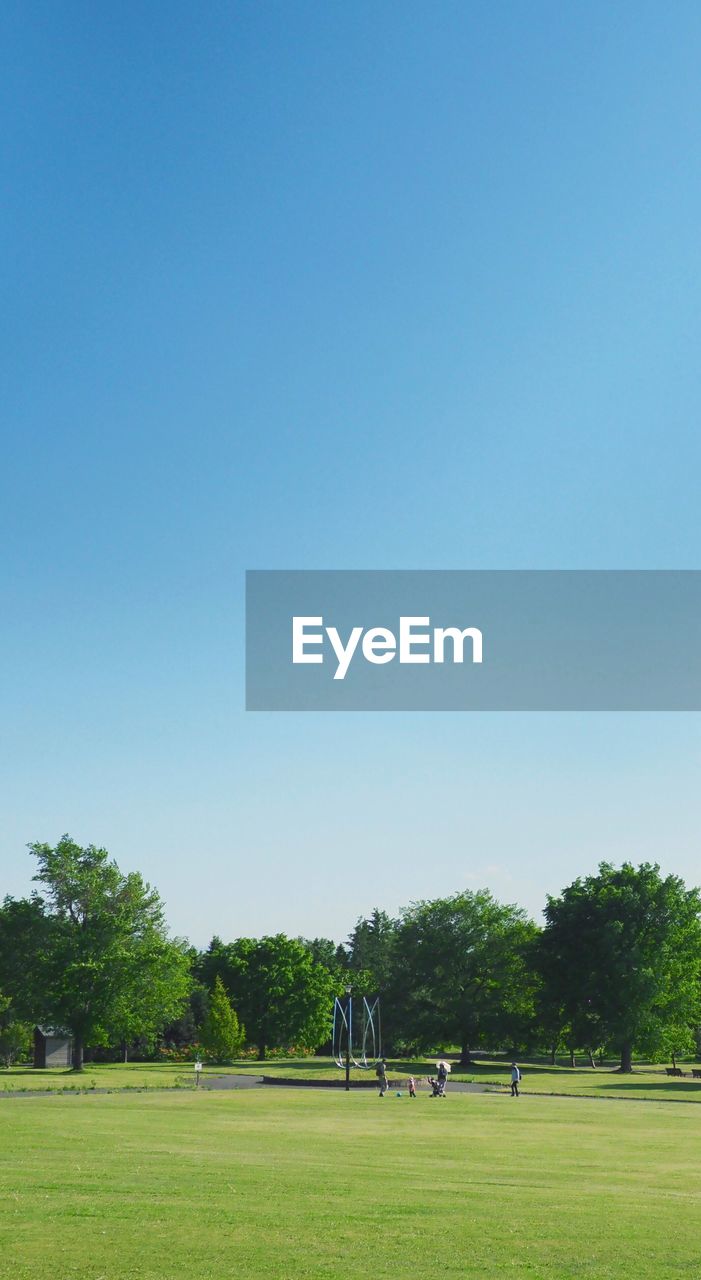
[
  {"x1": 393, "y1": 890, "x2": 538, "y2": 1064},
  {"x1": 199, "y1": 933, "x2": 337, "y2": 1060},
  {"x1": 541, "y1": 862, "x2": 701, "y2": 1071},
  {"x1": 0, "y1": 836, "x2": 191, "y2": 1069}
]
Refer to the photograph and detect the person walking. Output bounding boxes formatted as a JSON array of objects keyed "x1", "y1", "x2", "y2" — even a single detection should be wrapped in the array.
[
  {"x1": 510, "y1": 1062, "x2": 521, "y2": 1097},
  {"x1": 376, "y1": 1057, "x2": 389, "y2": 1097}
]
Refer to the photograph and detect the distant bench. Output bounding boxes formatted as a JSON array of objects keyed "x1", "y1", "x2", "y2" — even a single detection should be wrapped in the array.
[{"x1": 665, "y1": 1067, "x2": 701, "y2": 1078}]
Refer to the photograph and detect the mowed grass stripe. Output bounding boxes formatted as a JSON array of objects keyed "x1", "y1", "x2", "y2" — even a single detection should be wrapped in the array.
[{"x1": 1, "y1": 1089, "x2": 700, "y2": 1279}]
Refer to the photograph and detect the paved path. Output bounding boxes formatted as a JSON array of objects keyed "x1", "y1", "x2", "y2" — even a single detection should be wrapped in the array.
[
  {"x1": 200, "y1": 1074, "x2": 264, "y2": 1090},
  {"x1": 203, "y1": 1074, "x2": 494, "y2": 1093}
]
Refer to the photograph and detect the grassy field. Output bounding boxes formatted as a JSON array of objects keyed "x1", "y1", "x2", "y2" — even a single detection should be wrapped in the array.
[
  {"x1": 3, "y1": 1056, "x2": 701, "y2": 1104},
  {"x1": 1, "y1": 1086, "x2": 700, "y2": 1279}
]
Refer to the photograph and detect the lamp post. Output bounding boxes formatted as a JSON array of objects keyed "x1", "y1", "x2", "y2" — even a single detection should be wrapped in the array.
[{"x1": 345, "y1": 985, "x2": 352, "y2": 1092}]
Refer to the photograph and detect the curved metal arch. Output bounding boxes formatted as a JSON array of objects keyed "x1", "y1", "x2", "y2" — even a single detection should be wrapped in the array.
[
  {"x1": 360, "y1": 995, "x2": 381, "y2": 1067},
  {"x1": 331, "y1": 994, "x2": 350, "y2": 1069},
  {"x1": 332, "y1": 994, "x2": 382, "y2": 1070}
]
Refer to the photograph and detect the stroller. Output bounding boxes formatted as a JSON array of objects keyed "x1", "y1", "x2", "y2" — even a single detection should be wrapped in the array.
[{"x1": 427, "y1": 1075, "x2": 446, "y2": 1098}]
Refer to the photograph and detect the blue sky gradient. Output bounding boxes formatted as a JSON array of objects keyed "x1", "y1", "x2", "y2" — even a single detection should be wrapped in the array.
[{"x1": 2, "y1": 1, "x2": 700, "y2": 943}]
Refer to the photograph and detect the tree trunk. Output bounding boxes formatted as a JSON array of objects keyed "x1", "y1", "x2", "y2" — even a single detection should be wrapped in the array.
[
  {"x1": 122, "y1": 1041, "x2": 128, "y2": 1064},
  {"x1": 459, "y1": 1039, "x2": 472, "y2": 1067},
  {"x1": 549, "y1": 1045, "x2": 556, "y2": 1066},
  {"x1": 257, "y1": 1043, "x2": 266, "y2": 1062},
  {"x1": 671, "y1": 1051, "x2": 677, "y2": 1070},
  {"x1": 588, "y1": 1049, "x2": 596, "y2": 1069},
  {"x1": 619, "y1": 1042, "x2": 633, "y2": 1073},
  {"x1": 71, "y1": 1034, "x2": 84, "y2": 1072},
  {"x1": 569, "y1": 1049, "x2": 576, "y2": 1068}
]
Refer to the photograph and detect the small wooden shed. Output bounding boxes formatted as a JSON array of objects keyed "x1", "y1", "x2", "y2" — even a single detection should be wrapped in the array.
[{"x1": 33, "y1": 1026, "x2": 73, "y2": 1069}]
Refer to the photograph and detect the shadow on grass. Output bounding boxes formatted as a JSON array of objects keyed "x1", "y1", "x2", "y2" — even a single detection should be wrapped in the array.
[
  {"x1": 234, "y1": 1060, "x2": 326, "y2": 1072},
  {"x1": 3, "y1": 1063, "x2": 197, "y2": 1081},
  {"x1": 3, "y1": 1067, "x2": 74, "y2": 1078},
  {"x1": 597, "y1": 1080, "x2": 701, "y2": 1096}
]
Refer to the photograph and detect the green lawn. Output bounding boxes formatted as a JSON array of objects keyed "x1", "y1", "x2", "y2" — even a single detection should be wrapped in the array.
[{"x1": 1, "y1": 1087, "x2": 700, "y2": 1278}]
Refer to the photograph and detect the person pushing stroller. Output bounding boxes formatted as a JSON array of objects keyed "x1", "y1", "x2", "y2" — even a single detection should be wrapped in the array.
[{"x1": 427, "y1": 1061, "x2": 450, "y2": 1097}]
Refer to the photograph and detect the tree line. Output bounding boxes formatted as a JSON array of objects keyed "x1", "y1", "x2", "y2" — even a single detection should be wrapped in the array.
[{"x1": 1, "y1": 836, "x2": 700, "y2": 1072}]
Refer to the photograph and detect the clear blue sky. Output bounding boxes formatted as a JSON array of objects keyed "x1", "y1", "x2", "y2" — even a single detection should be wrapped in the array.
[{"x1": 1, "y1": 1, "x2": 699, "y2": 946}]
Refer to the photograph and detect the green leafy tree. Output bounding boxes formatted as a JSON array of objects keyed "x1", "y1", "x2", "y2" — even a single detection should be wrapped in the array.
[
  {"x1": 347, "y1": 910, "x2": 397, "y2": 992},
  {"x1": 0, "y1": 896, "x2": 53, "y2": 1021},
  {"x1": 1, "y1": 836, "x2": 191, "y2": 1070},
  {"x1": 161, "y1": 982, "x2": 210, "y2": 1053},
  {"x1": 652, "y1": 1022, "x2": 696, "y2": 1070},
  {"x1": 393, "y1": 891, "x2": 538, "y2": 1064},
  {"x1": 0, "y1": 993, "x2": 31, "y2": 1067},
  {"x1": 199, "y1": 975, "x2": 245, "y2": 1063},
  {"x1": 108, "y1": 935, "x2": 192, "y2": 1062},
  {"x1": 534, "y1": 928, "x2": 603, "y2": 1067},
  {"x1": 532, "y1": 976, "x2": 568, "y2": 1065},
  {"x1": 299, "y1": 937, "x2": 349, "y2": 979},
  {"x1": 542, "y1": 863, "x2": 701, "y2": 1072},
  {"x1": 199, "y1": 934, "x2": 336, "y2": 1060}
]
